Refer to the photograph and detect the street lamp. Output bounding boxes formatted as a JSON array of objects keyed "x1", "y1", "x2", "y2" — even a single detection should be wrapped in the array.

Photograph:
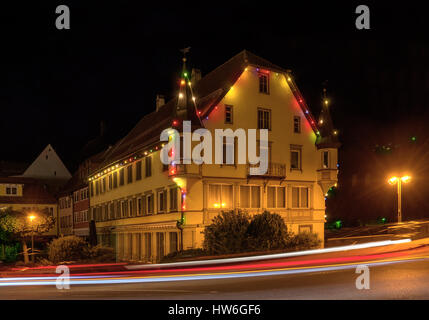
[
  {"x1": 28, "y1": 214, "x2": 36, "y2": 263},
  {"x1": 388, "y1": 175, "x2": 411, "y2": 223}
]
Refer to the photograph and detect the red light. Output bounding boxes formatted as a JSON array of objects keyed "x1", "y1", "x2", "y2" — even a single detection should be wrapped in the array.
[
  {"x1": 172, "y1": 120, "x2": 178, "y2": 126},
  {"x1": 198, "y1": 111, "x2": 201, "y2": 115}
]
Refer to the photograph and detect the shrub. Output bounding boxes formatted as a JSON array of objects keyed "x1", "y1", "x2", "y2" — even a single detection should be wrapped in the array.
[
  {"x1": 48, "y1": 235, "x2": 89, "y2": 263},
  {"x1": 246, "y1": 211, "x2": 292, "y2": 251},
  {"x1": 287, "y1": 232, "x2": 321, "y2": 251},
  {"x1": 203, "y1": 210, "x2": 250, "y2": 255},
  {"x1": 87, "y1": 245, "x2": 115, "y2": 262}
]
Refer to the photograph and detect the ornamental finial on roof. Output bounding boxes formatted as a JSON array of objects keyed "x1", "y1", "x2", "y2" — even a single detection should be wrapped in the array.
[{"x1": 180, "y1": 47, "x2": 191, "y2": 73}]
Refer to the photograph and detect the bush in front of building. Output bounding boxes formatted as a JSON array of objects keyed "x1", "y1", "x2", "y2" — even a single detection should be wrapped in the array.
[
  {"x1": 287, "y1": 232, "x2": 321, "y2": 251},
  {"x1": 203, "y1": 210, "x2": 321, "y2": 255},
  {"x1": 48, "y1": 235, "x2": 90, "y2": 263},
  {"x1": 87, "y1": 245, "x2": 115, "y2": 262},
  {"x1": 246, "y1": 211, "x2": 293, "y2": 251},
  {"x1": 203, "y1": 210, "x2": 251, "y2": 255}
]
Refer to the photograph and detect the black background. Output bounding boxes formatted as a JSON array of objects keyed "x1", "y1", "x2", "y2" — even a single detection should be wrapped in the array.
[{"x1": 1, "y1": 1, "x2": 428, "y2": 223}]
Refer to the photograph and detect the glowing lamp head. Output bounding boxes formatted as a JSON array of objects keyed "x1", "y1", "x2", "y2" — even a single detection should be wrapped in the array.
[
  {"x1": 28, "y1": 215, "x2": 36, "y2": 222},
  {"x1": 401, "y1": 175, "x2": 411, "y2": 183},
  {"x1": 388, "y1": 176, "x2": 398, "y2": 185},
  {"x1": 180, "y1": 79, "x2": 185, "y2": 86}
]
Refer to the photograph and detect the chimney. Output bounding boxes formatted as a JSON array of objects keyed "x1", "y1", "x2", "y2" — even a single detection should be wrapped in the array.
[
  {"x1": 156, "y1": 94, "x2": 165, "y2": 111},
  {"x1": 191, "y1": 68, "x2": 201, "y2": 84}
]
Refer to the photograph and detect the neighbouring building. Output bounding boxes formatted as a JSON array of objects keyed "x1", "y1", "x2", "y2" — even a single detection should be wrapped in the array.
[
  {"x1": 88, "y1": 50, "x2": 340, "y2": 262},
  {"x1": 58, "y1": 150, "x2": 109, "y2": 238},
  {"x1": 0, "y1": 144, "x2": 72, "y2": 238},
  {"x1": 0, "y1": 177, "x2": 58, "y2": 239}
]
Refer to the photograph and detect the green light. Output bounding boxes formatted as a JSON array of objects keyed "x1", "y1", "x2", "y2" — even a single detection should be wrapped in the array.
[
  {"x1": 184, "y1": 72, "x2": 188, "y2": 77},
  {"x1": 411, "y1": 136, "x2": 417, "y2": 142},
  {"x1": 381, "y1": 217, "x2": 386, "y2": 223},
  {"x1": 335, "y1": 220, "x2": 342, "y2": 229}
]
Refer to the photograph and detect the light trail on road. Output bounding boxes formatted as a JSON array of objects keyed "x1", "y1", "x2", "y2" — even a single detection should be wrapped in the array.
[{"x1": 0, "y1": 250, "x2": 428, "y2": 287}]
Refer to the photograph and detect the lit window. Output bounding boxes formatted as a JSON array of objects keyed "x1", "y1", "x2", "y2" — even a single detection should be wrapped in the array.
[
  {"x1": 225, "y1": 105, "x2": 233, "y2": 124},
  {"x1": 258, "y1": 108, "x2": 271, "y2": 130},
  {"x1": 290, "y1": 146, "x2": 302, "y2": 170},
  {"x1": 294, "y1": 116, "x2": 301, "y2": 133},
  {"x1": 292, "y1": 187, "x2": 309, "y2": 208},
  {"x1": 267, "y1": 186, "x2": 286, "y2": 208},
  {"x1": 208, "y1": 184, "x2": 233, "y2": 209},
  {"x1": 323, "y1": 151, "x2": 329, "y2": 168},
  {"x1": 258, "y1": 73, "x2": 269, "y2": 94},
  {"x1": 239, "y1": 185, "x2": 260, "y2": 208}
]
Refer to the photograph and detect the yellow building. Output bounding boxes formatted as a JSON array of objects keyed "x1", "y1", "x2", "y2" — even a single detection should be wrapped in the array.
[{"x1": 89, "y1": 50, "x2": 340, "y2": 262}]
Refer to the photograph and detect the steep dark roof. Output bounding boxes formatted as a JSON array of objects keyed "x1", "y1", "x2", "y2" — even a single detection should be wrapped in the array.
[
  {"x1": 93, "y1": 50, "x2": 295, "y2": 172},
  {"x1": 0, "y1": 161, "x2": 29, "y2": 177},
  {"x1": 0, "y1": 177, "x2": 57, "y2": 204}
]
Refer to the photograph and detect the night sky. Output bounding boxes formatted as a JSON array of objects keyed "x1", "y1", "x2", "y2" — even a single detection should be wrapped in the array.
[{"x1": 1, "y1": 1, "x2": 428, "y2": 176}]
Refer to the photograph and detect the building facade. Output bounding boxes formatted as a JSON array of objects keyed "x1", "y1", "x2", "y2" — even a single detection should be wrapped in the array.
[
  {"x1": 0, "y1": 177, "x2": 58, "y2": 238},
  {"x1": 88, "y1": 50, "x2": 340, "y2": 262},
  {"x1": 58, "y1": 194, "x2": 73, "y2": 236}
]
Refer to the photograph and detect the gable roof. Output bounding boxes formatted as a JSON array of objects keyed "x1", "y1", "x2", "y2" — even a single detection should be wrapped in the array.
[
  {"x1": 18, "y1": 144, "x2": 72, "y2": 181},
  {"x1": 92, "y1": 50, "x2": 318, "y2": 175}
]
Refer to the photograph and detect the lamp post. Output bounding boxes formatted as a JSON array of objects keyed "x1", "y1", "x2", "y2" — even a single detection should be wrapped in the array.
[
  {"x1": 28, "y1": 214, "x2": 36, "y2": 263},
  {"x1": 388, "y1": 175, "x2": 411, "y2": 223}
]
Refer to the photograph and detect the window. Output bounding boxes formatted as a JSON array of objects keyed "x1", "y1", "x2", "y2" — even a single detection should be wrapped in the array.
[
  {"x1": 267, "y1": 186, "x2": 286, "y2": 208},
  {"x1": 102, "y1": 177, "x2": 106, "y2": 193},
  {"x1": 156, "y1": 232, "x2": 165, "y2": 259},
  {"x1": 128, "y1": 199, "x2": 133, "y2": 217},
  {"x1": 169, "y1": 188, "x2": 178, "y2": 211},
  {"x1": 113, "y1": 172, "x2": 118, "y2": 188},
  {"x1": 96, "y1": 180, "x2": 100, "y2": 195},
  {"x1": 239, "y1": 185, "x2": 260, "y2": 208},
  {"x1": 108, "y1": 174, "x2": 113, "y2": 189},
  {"x1": 225, "y1": 105, "x2": 233, "y2": 124},
  {"x1": 119, "y1": 168, "x2": 125, "y2": 186},
  {"x1": 145, "y1": 157, "x2": 152, "y2": 177},
  {"x1": 208, "y1": 184, "x2": 233, "y2": 209},
  {"x1": 222, "y1": 139, "x2": 236, "y2": 165},
  {"x1": 115, "y1": 201, "x2": 121, "y2": 219},
  {"x1": 292, "y1": 187, "x2": 309, "y2": 208},
  {"x1": 290, "y1": 146, "x2": 302, "y2": 170},
  {"x1": 109, "y1": 203, "x2": 115, "y2": 220},
  {"x1": 169, "y1": 232, "x2": 178, "y2": 253},
  {"x1": 258, "y1": 108, "x2": 271, "y2": 130},
  {"x1": 323, "y1": 151, "x2": 329, "y2": 168},
  {"x1": 121, "y1": 201, "x2": 126, "y2": 218},
  {"x1": 136, "y1": 161, "x2": 142, "y2": 180},
  {"x1": 137, "y1": 197, "x2": 143, "y2": 216},
  {"x1": 146, "y1": 194, "x2": 154, "y2": 214},
  {"x1": 258, "y1": 73, "x2": 269, "y2": 94},
  {"x1": 127, "y1": 165, "x2": 133, "y2": 184},
  {"x1": 144, "y1": 233, "x2": 152, "y2": 259},
  {"x1": 6, "y1": 186, "x2": 17, "y2": 195},
  {"x1": 158, "y1": 190, "x2": 167, "y2": 213},
  {"x1": 294, "y1": 116, "x2": 301, "y2": 133}
]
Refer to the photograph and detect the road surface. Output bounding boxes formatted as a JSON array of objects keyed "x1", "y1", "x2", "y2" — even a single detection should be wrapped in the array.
[{"x1": 1, "y1": 245, "x2": 429, "y2": 299}]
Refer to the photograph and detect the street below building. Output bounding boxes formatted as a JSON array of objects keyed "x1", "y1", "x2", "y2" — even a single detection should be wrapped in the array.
[{"x1": 1, "y1": 242, "x2": 429, "y2": 299}]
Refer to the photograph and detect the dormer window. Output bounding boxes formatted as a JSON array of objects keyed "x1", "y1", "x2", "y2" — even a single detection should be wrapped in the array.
[
  {"x1": 258, "y1": 73, "x2": 269, "y2": 94},
  {"x1": 323, "y1": 151, "x2": 329, "y2": 168}
]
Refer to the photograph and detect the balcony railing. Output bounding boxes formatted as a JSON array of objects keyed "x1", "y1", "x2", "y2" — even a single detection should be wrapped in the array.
[{"x1": 247, "y1": 162, "x2": 286, "y2": 178}]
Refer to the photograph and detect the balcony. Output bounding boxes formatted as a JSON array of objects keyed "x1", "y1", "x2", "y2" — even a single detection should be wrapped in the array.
[{"x1": 247, "y1": 162, "x2": 286, "y2": 179}]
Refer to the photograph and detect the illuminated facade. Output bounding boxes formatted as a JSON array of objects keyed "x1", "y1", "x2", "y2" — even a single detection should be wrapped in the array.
[{"x1": 89, "y1": 50, "x2": 340, "y2": 262}]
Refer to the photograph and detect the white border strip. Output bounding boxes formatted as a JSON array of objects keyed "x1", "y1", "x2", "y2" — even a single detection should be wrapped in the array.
[{"x1": 125, "y1": 239, "x2": 411, "y2": 270}]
